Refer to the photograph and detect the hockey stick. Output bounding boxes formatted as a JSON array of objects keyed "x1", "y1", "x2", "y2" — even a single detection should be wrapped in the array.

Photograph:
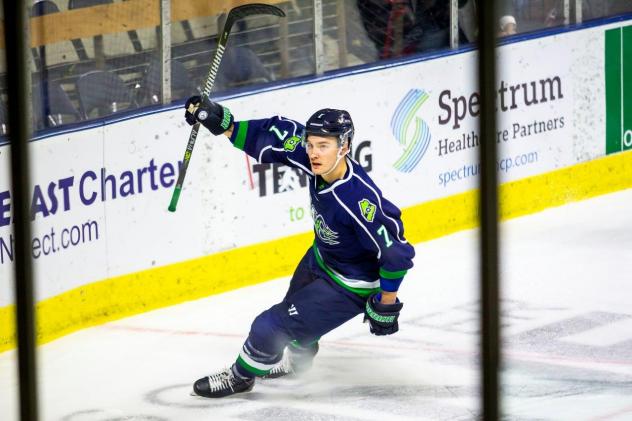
[{"x1": 168, "y1": 3, "x2": 286, "y2": 212}]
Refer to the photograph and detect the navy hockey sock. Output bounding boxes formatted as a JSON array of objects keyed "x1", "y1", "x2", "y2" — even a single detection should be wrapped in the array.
[
  {"x1": 232, "y1": 363, "x2": 255, "y2": 380},
  {"x1": 235, "y1": 339, "x2": 283, "y2": 377}
]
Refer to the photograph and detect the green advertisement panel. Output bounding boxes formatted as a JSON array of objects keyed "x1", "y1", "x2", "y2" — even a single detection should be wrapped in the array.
[{"x1": 605, "y1": 25, "x2": 632, "y2": 155}]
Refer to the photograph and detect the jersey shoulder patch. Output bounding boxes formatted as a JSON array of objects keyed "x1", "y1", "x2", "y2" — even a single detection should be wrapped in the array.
[
  {"x1": 358, "y1": 198, "x2": 377, "y2": 223},
  {"x1": 283, "y1": 135, "x2": 302, "y2": 152}
]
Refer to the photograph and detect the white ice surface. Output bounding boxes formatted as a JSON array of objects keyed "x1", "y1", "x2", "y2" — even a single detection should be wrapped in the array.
[{"x1": 1, "y1": 188, "x2": 632, "y2": 421}]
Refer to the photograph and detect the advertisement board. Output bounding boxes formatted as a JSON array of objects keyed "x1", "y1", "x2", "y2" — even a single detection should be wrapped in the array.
[{"x1": 0, "y1": 20, "x2": 629, "y2": 311}]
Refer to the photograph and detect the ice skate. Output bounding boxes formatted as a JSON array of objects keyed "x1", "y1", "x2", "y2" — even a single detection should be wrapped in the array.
[
  {"x1": 262, "y1": 342, "x2": 319, "y2": 379},
  {"x1": 192, "y1": 366, "x2": 254, "y2": 398},
  {"x1": 262, "y1": 351, "x2": 294, "y2": 379}
]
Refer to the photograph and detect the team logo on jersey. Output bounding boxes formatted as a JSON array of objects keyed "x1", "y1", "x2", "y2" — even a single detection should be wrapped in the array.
[
  {"x1": 311, "y1": 205, "x2": 339, "y2": 245},
  {"x1": 283, "y1": 135, "x2": 301, "y2": 152},
  {"x1": 358, "y1": 199, "x2": 376, "y2": 223}
]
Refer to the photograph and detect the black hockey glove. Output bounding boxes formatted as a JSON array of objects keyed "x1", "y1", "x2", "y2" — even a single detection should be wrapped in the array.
[
  {"x1": 184, "y1": 95, "x2": 234, "y2": 135},
  {"x1": 364, "y1": 293, "x2": 403, "y2": 336}
]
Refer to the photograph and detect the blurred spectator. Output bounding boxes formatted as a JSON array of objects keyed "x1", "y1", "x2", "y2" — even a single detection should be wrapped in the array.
[
  {"x1": 457, "y1": 0, "x2": 520, "y2": 40},
  {"x1": 544, "y1": 4, "x2": 564, "y2": 27},
  {"x1": 498, "y1": 15, "x2": 518, "y2": 36},
  {"x1": 458, "y1": 0, "x2": 477, "y2": 42},
  {"x1": 543, "y1": 0, "x2": 615, "y2": 27},
  {"x1": 357, "y1": 0, "x2": 416, "y2": 59},
  {"x1": 408, "y1": 0, "x2": 451, "y2": 52},
  {"x1": 213, "y1": 12, "x2": 275, "y2": 89},
  {"x1": 357, "y1": 0, "x2": 452, "y2": 59},
  {"x1": 513, "y1": 0, "x2": 528, "y2": 19}
]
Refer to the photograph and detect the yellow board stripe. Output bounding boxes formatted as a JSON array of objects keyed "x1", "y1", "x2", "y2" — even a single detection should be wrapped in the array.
[
  {"x1": 0, "y1": 306, "x2": 14, "y2": 352},
  {"x1": 0, "y1": 232, "x2": 312, "y2": 353},
  {"x1": 1, "y1": 150, "x2": 631, "y2": 353}
]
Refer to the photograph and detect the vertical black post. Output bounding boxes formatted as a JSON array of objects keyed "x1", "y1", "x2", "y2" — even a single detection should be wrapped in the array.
[
  {"x1": 2, "y1": 1, "x2": 39, "y2": 421},
  {"x1": 477, "y1": 2, "x2": 500, "y2": 421}
]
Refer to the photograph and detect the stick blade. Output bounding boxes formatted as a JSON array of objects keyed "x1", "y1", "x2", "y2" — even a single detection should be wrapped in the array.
[{"x1": 226, "y1": 3, "x2": 286, "y2": 28}]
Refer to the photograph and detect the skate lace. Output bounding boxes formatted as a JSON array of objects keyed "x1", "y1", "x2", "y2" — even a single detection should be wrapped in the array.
[
  {"x1": 206, "y1": 368, "x2": 238, "y2": 393},
  {"x1": 268, "y1": 354, "x2": 293, "y2": 376}
]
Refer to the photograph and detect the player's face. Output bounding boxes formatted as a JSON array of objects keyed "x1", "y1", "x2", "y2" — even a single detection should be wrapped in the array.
[{"x1": 305, "y1": 135, "x2": 341, "y2": 175}]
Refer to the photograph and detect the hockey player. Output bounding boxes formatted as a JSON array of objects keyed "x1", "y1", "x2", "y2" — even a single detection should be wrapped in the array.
[{"x1": 184, "y1": 96, "x2": 415, "y2": 398}]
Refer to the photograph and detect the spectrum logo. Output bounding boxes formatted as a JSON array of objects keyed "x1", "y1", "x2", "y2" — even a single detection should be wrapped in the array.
[{"x1": 390, "y1": 89, "x2": 432, "y2": 172}]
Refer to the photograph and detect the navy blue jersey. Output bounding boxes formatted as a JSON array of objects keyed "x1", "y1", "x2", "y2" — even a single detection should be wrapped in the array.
[{"x1": 228, "y1": 116, "x2": 415, "y2": 297}]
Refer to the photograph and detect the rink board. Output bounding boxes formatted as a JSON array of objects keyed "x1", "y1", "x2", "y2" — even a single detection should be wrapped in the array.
[{"x1": 0, "y1": 18, "x2": 631, "y2": 352}]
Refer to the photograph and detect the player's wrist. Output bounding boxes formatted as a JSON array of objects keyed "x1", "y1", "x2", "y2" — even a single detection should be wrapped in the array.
[
  {"x1": 379, "y1": 277, "x2": 403, "y2": 294},
  {"x1": 224, "y1": 123, "x2": 235, "y2": 138},
  {"x1": 379, "y1": 291, "x2": 398, "y2": 305}
]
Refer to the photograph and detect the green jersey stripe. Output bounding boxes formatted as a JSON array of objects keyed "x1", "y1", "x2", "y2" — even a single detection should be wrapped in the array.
[
  {"x1": 234, "y1": 121, "x2": 249, "y2": 151},
  {"x1": 379, "y1": 268, "x2": 408, "y2": 279},
  {"x1": 312, "y1": 243, "x2": 379, "y2": 297}
]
